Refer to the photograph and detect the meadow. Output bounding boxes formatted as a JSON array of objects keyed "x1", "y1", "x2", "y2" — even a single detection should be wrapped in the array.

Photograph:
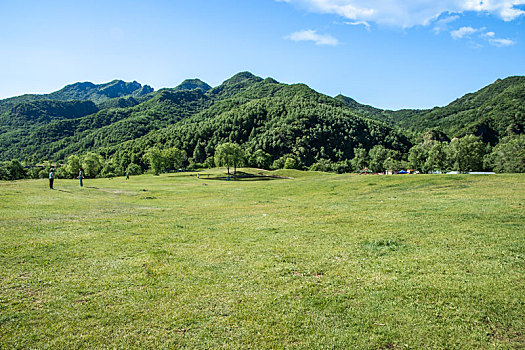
[{"x1": 0, "y1": 170, "x2": 523, "y2": 349}]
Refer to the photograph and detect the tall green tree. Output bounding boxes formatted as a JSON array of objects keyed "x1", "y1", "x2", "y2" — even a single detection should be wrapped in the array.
[
  {"x1": 369, "y1": 145, "x2": 389, "y2": 173},
  {"x1": 426, "y1": 142, "x2": 448, "y2": 173},
  {"x1": 351, "y1": 148, "x2": 369, "y2": 171},
  {"x1": 486, "y1": 135, "x2": 525, "y2": 173},
  {"x1": 144, "y1": 147, "x2": 164, "y2": 175},
  {"x1": 82, "y1": 152, "x2": 103, "y2": 178},
  {"x1": 214, "y1": 143, "x2": 244, "y2": 174},
  {"x1": 408, "y1": 143, "x2": 429, "y2": 173},
  {"x1": 65, "y1": 154, "x2": 82, "y2": 178},
  {"x1": 448, "y1": 135, "x2": 485, "y2": 173},
  {"x1": 192, "y1": 141, "x2": 206, "y2": 163},
  {"x1": 249, "y1": 149, "x2": 272, "y2": 169},
  {"x1": 162, "y1": 147, "x2": 184, "y2": 171},
  {"x1": 0, "y1": 160, "x2": 26, "y2": 180}
]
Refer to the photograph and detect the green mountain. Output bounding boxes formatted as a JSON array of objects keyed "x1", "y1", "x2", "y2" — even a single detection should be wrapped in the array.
[
  {"x1": 105, "y1": 80, "x2": 411, "y2": 169},
  {"x1": 0, "y1": 80, "x2": 154, "y2": 115},
  {"x1": 0, "y1": 72, "x2": 411, "y2": 164},
  {"x1": 173, "y1": 79, "x2": 212, "y2": 92},
  {"x1": 0, "y1": 72, "x2": 523, "y2": 167},
  {"x1": 338, "y1": 76, "x2": 525, "y2": 144}
]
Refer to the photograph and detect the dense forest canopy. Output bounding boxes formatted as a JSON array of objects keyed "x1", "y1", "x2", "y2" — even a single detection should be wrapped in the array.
[{"x1": 0, "y1": 72, "x2": 523, "y2": 178}]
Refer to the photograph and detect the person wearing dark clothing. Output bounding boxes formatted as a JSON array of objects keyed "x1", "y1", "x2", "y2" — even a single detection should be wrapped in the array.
[
  {"x1": 49, "y1": 168, "x2": 55, "y2": 189},
  {"x1": 78, "y1": 168, "x2": 84, "y2": 187}
]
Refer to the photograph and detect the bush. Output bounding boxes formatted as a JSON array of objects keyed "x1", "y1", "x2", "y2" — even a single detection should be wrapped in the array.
[
  {"x1": 310, "y1": 159, "x2": 334, "y2": 172},
  {"x1": 126, "y1": 163, "x2": 142, "y2": 176}
]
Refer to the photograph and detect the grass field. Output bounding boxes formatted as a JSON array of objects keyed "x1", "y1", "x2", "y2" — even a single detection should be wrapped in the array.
[{"x1": 1, "y1": 169, "x2": 524, "y2": 349}]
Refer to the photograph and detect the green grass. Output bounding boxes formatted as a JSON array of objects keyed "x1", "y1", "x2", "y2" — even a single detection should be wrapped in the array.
[{"x1": 1, "y1": 169, "x2": 524, "y2": 349}]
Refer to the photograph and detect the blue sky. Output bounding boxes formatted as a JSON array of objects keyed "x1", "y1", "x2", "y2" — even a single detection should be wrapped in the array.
[{"x1": 0, "y1": 0, "x2": 523, "y2": 109}]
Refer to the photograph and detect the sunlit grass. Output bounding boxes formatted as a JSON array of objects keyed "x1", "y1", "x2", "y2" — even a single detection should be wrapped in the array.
[{"x1": 1, "y1": 170, "x2": 524, "y2": 348}]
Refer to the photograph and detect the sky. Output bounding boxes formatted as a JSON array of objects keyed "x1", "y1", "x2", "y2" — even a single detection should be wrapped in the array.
[{"x1": 0, "y1": 0, "x2": 524, "y2": 109}]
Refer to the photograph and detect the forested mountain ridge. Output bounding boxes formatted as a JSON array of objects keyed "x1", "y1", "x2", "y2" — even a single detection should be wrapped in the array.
[
  {"x1": 338, "y1": 76, "x2": 525, "y2": 144},
  {"x1": 0, "y1": 80, "x2": 154, "y2": 115},
  {"x1": 0, "y1": 72, "x2": 523, "y2": 175},
  {"x1": 102, "y1": 80, "x2": 411, "y2": 170}
]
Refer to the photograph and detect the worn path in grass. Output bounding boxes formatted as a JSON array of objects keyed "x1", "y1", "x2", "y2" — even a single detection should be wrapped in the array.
[{"x1": 1, "y1": 170, "x2": 524, "y2": 349}]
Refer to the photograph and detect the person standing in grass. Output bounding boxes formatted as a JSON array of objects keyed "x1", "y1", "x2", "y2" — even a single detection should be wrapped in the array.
[
  {"x1": 49, "y1": 168, "x2": 55, "y2": 189},
  {"x1": 78, "y1": 168, "x2": 84, "y2": 187}
]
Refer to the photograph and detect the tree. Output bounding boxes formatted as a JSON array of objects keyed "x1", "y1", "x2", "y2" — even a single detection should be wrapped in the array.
[
  {"x1": 82, "y1": 152, "x2": 103, "y2": 178},
  {"x1": 162, "y1": 147, "x2": 184, "y2": 171},
  {"x1": 65, "y1": 154, "x2": 81, "y2": 178},
  {"x1": 250, "y1": 149, "x2": 272, "y2": 169},
  {"x1": 408, "y1": 143, "x2": 429, "y2": 173},
  {"x1": 486, "y1": 135, "x2": 525, "y2": 173},
  {"x1": 448, "y1": 135, "x2": 485, "y2": 173},
  {"x1": 0, "y1": 160, "x2": 26, "y2": 180},
  {"x1": 369, "y1": 145, "x2": 390, "y2": 173},
  {"x1": 351, "y1": 148, "x2": 369, "y2": 171},
  {"x1": 426, "y1": 142, "x2": 448, "y2": 173},
  {"x1": 126, "y1": 163, "x2": 142, "y2": 175},
  {"x1": 192, "y1": 141, "x2": 206, "y2": 163},
  {"x1": 214, "y1": 143, "x2": 244, "y2": 174},
  {"x1": 284, "y1": 157, "x2": 298, "y2": 169},
  {"x1": 144, "y1": 147, "x2": 164, "y2": 175}
]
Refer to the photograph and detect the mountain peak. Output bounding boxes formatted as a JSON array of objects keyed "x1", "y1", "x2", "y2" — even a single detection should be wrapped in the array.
[
  {"x1": 48, "y1": 80, "x2": 153, "y2": 103},
  {"x1": 222, "y1": 71, "x2": 263, "y2": 86},
  {"x1": 174, "y1": 79, "x2": 212, "y2": 92}
]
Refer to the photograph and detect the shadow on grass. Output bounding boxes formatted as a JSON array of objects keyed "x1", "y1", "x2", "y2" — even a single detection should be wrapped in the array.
[{"x1": 200, "y1": 171, "x2": 291, "y2": 181}]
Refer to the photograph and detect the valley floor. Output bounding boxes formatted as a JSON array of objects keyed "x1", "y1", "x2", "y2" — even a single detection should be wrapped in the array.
[{"x1": 1, "y1": 170, "x2": 524, "y2": 349}]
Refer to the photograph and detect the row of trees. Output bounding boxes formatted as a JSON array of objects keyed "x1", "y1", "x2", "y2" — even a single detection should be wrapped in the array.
[
  {"x1": 1, "y1": 133, "x2": 523, "y2": 181},
  {"x1": 407, "y1": 134, "x2": 524, "y2": 173}
]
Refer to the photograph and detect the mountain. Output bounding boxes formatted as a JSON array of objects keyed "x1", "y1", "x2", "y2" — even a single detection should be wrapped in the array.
[
  {"x1": 335, "y1": 95, "x2": 386, "y2": 120},
  {"x1": 338, "y1": 76, "x2": 525, "y2": 144},
  {"x1": 0, "y1": 72, "x2": 523, "y2": 167},
  {"x1": 173, "y1": 79, "x2": 212, "y2": 93},
  {"x1": 0, "y1": 73, "x2": 410, "y2": 164},
  {"x1": 104, "y1": 80, "x2": 411, "y2": 169},
  {"x1": 45, "y1": 80, "x2": 154, "y2": 103},
  {"x1": 0, "y1": 80, "x2": 154, "y2": 115}
]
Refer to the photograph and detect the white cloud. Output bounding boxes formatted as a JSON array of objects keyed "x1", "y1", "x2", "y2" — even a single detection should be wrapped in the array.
[
  {"x1": 277, "y1": 0, "x2": 525, "y2": 28},
  {"x1": 286, "y1": 29, "x2": 340, "y2": 45},
  {"x1": 346, "y1": 20, "x2": 371, "y2": 30},
  {"x1": 449, "y1": 27, "x2": 516, "y2": 46},
  {"x1": 488, "y1": 37, "x2": 516, "y2": 46},
  {"x1": 433, "y1": 15, "x2": 460, "y2": 34},
  {"x1": 450, "y1": 26, "x2": 480, "y2": 39}
]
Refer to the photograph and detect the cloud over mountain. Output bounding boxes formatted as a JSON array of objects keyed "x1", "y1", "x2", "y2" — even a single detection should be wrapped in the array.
[
  {"x1": 278, "y1": 0, "x2": 525, "y2": 28},
  {"x1": 286, "y1": 29, "x2": 339, "y2": 45}
]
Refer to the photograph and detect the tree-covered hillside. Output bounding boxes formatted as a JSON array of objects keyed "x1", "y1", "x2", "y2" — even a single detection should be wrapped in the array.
[
  {"x1": 338, "y1": 76, "x2": 525, "y2": 144},
  {"x1": 0, "y1": 72, "x2": 523, "y2": 175},
  {"x1": 0, "y1": 72, "x2": 410, "y2": 163},
  {"x1": 105, "y1": 81, "x2": 411, "y2": 169},
  {"x1": 0, "y1": 80, "x2": 153, "y2": 114}
]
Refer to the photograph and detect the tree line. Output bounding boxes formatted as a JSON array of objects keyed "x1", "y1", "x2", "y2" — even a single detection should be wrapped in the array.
[{"x1": 1, "y1": 133, "x2": 523, "y2": 181}]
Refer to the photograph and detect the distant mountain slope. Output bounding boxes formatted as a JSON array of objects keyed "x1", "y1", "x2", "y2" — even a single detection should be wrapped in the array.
[
  {"x1": 0, "y1": 80, "x2": 154, "y2": 115},
  {"x1": 0, "y1": 88, "x2": 211, "y2": 161},
  {"x1": 338, "y1": 76, "x2": 525, "y2": 144},
  {"x1": 0, "y1": 100, "x2": 98, "y2": 132},
  {"x1": 0, "y1": 73, "x2": 522, "y2": 164},
  {"x1": 101, "y1": 80, "x2": 411, "y2": 168},
  {"x1": 0, "y1": 72, "x2": 411, "y2": 163},
  {"x1": 45, "y1": 80, "x2": 154, "y2": 103},
  {"x1": 335, "y1": 95, "x2": 387, "y2": 120},
  {"x1": 173, "y1": 79, "x2": 212, "y2": 92}
]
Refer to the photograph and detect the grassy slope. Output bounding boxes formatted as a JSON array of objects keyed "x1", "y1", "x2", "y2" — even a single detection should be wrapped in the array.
[{"x1": 0, "y1": 171, "x2": 524, "y2": 349}]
